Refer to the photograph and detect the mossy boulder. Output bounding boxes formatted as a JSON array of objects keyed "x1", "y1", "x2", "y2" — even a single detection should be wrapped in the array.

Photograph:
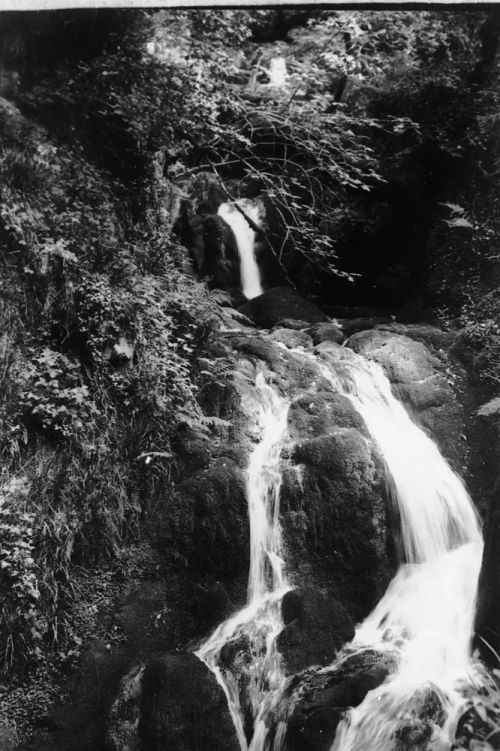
[
  {"x1": 307, "y1": 322, "x2": 345, "y2": 346},
  {"x1": 239, "y1": 286, "x2": 328, "y2": 328},
  {"x1": 108, "y1": 653, "x2": 240, "y2": 751},
  {"x1": 276, "y1": 650, "x2": 398, "y2": 751},
  {"x1": 268, "y1": 327, "x2": 313, "y2": 350},
  {"x1": 280, "y1": 369, "x2": 394, "y2": 620},
  {"x1": 138, "y1": 653, "x2": 240, "y2": 751},
  {"x1": 180, "y1": 460, "x2": 249, "y2": 580},
  {"x1": 277, "y1": 588, "x2": 354, "y2": 674}
]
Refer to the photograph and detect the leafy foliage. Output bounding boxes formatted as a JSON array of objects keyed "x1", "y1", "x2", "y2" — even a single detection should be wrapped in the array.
[{"x1": 454, "y1": 663, "x2": 500, "y2": 750}]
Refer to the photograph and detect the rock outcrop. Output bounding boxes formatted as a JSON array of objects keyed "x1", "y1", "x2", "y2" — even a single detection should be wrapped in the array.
[
  {"x1": 139, "y1": 653, "x2": 240, "y2": 751},
  {"x1": 277, "y1": 649, "x2": 398, "y2": 751},
  {"x1": 239, "y1": 286, "x2": 328, "y2": 327},
  {"x1": 277, "y1": 588, "x2": 354, "y2": 674},
  {"x1": 107, "y1": 653, "x2": 240, "y2": 751}
]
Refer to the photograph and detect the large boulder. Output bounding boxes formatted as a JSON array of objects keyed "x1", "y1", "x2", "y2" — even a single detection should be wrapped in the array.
[
  {"x1": 239, "y1": 286, "x2": 328, "y2": 328},
  {"x1": 307, "y1": 322, "x2": 344, "y2": 346},
  {"x1": 109, "y1": 652, "x2": 240, "y2": 751},
  {"x1": 275, "y1": 649, "x2": 398, "y2": 751},
  {"x1": 282, "y1": 385, "x2": 394, "y2": 620},
  {"x1": 268, "y1": 328, "x2": 313, "y2": 350},
  {"x1": 107, "y1": 665, "x2": 144, "y2": 751},
  {"x1": 340, "y1": 316, "x2": 392, "y2": 337},
  {"x1": 179, "y1": 460, "x2": 249, "y2": 581},
  {"x1": 277, "y1": 588, "x2": 354, "y2": 674}
]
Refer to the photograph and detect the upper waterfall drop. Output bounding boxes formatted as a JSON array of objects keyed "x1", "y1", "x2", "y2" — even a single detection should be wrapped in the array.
[{"x1": 218, "y1": 200, "x2": 263, "y2": 300}]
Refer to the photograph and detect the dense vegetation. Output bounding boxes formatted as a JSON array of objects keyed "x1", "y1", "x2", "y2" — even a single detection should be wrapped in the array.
[{"x1": 0, "y1": 8, "x2": 500, "y2": 742}]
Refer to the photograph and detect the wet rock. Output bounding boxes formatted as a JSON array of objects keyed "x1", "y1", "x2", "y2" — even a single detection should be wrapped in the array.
[
  {"x1": 178, "y1": 176, "x2": 240, "y2": 291},
  {"x1": 293, "y1": 429, "x2": 372, "y2": 478},
  {"x1": 348, "y1": 330, "x2": 449, "y2": 409},
  {"x1": 478, "y1": 397, "x2": 500, "y2": 420},
  {"x1": 139, "y1": 652, "x2": 240, "y2": 751},
  {"x1": 307, "y1": 322, "x2": 344, "y2": 346},
  {"x1": 393, "y1": 719, "x2": 436, "y2": 751},
  {"x1": 107, "y1": 664, "x2": 144, "y2": 751},
  {"x1": 281, "y1": 649, "x2": 397, "y2": 751},
  {"x1": 375, "y1": 322, "x2": 458, "y2": 351},
  {"x1": 187, "y1": 580, "x2": 233, "y2": 633},
  {"x1": 268, "y1": 328, "x2": 313, "y2": 350},
  {"x1": 273, "y1": 318, "x2": 311, "y2": 330},
  {"x1": 239, "y1": 286, "x2": 328, "y2": 328},
  {"x1": 229, "y1": 288, "x2": 248, "y2": 308},
  {"x1": 454, "y1": 698, "x2": 500, "y2": 750},
  {"x1": 225, "y1": 332, "x2": 283, "y2": 370},
  {"x1": 219, "y1": 633, "x2": 252, "y2": 670},
  {"x1": 273, "y1": 346, "x2": 330, "y2": 393},
  {"x1": 184, "y1": 171, "x2": 226, "y2": 215},
  {"x1": 277, "y1": 588, "x2": 354, "y2": 673},
  {"x1": 287, "y1": 392, "x2": 366, "y2": 439},
  {"x1": 392, "y1": 688, "x2": 446, "y2": 751},
  {"x1": 283, "y1": 423, "x2": 393, "y2": 619},
  {"x1": 174, "y1": 426, "x2": 212, "y2": 472},
  {"x1": 475, "y1": 474, "x2": 500, "y2": 663},
  {"x1": 181, "y1": 461, "x2": 249, "y2": 580},
  {"x1": 340, "y1": 316, "x2": 392, "y2": 337}
]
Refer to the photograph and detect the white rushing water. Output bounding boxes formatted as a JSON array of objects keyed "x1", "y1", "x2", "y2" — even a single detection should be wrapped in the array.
[
  {"x1": 197, "y1": 341, "x2": 483, "y2": 751},
  {"x1": 313, "y1": 349, "x2": 483, "y2": 751},
  {"x1": 268, "y1": 57, "x2": 288, "y2": 88},
  {"x1": 218, "y1": 200, "x2": 263, "y2": 300},
  {"x1": 195, "y1": 371, "x2": 290, "y2": 751}
]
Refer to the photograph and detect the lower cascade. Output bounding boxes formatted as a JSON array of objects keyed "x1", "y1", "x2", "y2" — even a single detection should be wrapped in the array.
[
  {"x1": 196, "y1": 371, "x2": 291, "y2": 751},
  {"x1": 323, "y1": 349, "x2": 483, "y2": 751},
  {"x1": 195, "y1": 347, "x2": 484, "y2": 751}
]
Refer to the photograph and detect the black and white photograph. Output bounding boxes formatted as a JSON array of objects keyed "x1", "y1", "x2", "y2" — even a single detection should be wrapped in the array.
[{"x1": 0, "y1": 2, "x2": 499, "y2": 750}]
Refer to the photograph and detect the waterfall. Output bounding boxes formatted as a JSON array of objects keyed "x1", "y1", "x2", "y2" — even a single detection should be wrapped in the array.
[
  {"x1": 195, "y1": 371, "x2": 290, "y2": 751},
  {"x1": 268, "y1": 57, "x2": 288, "y2": 88},
  {"x1": 218, "y1": 200, "x2": 263, "y2": 300},
  {"x1": 314, "y1": 348, "x2": 483, "y2": 751},
  {"x1": 196, "y1": 343, "x2": 483, "y2": 751}
]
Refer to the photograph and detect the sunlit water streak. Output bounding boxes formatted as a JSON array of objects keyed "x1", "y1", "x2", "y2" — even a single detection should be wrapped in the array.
[
  {"x1": 195, "y1": 372, "x2": 290, "y2": 751},
  {"x1": 218, "y1": 200, "x2": 263, "y2": 300}
]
